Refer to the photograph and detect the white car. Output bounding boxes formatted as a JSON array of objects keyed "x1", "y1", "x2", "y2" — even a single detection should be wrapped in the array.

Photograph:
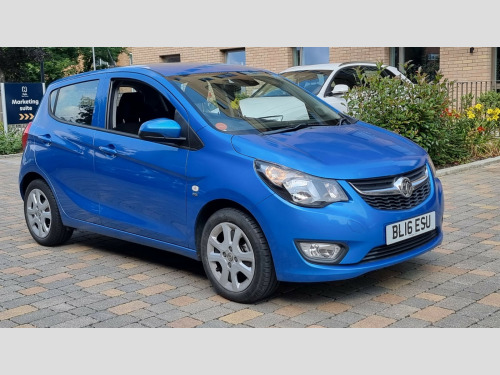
[{"x1": 279, "y1": 62, "x2": 410, "y2": 113}]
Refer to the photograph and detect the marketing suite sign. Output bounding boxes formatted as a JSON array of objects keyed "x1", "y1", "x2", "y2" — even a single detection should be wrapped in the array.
[{"x1": 1, "y1": 83, "x2": 45, "y2": 128}]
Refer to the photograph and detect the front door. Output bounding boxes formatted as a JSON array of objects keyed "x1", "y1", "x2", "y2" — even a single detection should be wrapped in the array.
[{"x1": 93, "y1": 74, "x2": 191, "y2": 246}]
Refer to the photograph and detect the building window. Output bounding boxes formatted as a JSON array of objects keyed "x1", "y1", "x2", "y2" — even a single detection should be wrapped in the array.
[
  {"x1": 391, "y1": 47, "x2": 440, "y2": 81},
  {"x1": 224, "y1": 49, "x2": 246, "y2": 65},
  {"x1": 293, "y1": 47, "x2": 329, "y2": 66},
  {"x1": 161, "y1": 54, "x2": 181, "y2": 63}
]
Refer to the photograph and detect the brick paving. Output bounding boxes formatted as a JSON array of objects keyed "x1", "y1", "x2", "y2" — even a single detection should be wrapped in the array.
[{"x1": 1, "y1": 154, "x2": 500, "y2": 328}]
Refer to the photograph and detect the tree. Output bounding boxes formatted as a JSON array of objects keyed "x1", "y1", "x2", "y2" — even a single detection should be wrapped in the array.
[
  {"x1": 0, "y1": 47, "x2": 45, "y2": 82},
  {"x1": 0, "y1": 47, "x2": 128, "y2": 84},
  {"x1": 79, "y1": 47, "x2": 127, "y2": 71}
]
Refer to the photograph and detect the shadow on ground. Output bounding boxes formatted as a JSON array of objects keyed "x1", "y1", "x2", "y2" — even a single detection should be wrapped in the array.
[{"x1": 65, "y1": 229, "x2": 420, "y2": 305}]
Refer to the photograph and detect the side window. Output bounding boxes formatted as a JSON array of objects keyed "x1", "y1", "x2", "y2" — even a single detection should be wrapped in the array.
[
  {"x1": 381, "y1": 68, "x2": 396, "y2": 78},
  {"x1": 108, "y1": 79, "x2": 189, "y2": 142},
  {"x1": 330, "y1": 66, "x2": 392, "y2": 92},
  {"x1": 332, "y1": 68, "x2": 359, "y2": 89},
  {"x1": 362, "y1": 66, "x2": 395, "y2": 79},
  {"x1": 361, "y1": 66, "x2": 379, "y2": 79},
  {"x1": 51, "y1": 80, "x2": 99, "y2": 125}
]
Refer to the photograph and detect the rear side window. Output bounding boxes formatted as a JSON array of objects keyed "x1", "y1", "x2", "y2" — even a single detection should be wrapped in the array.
[{"x1": 51, "y1": 80, "x2": 99, "y2": 125}]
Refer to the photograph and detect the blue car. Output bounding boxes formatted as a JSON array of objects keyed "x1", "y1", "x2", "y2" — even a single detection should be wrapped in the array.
[{"x1": 19, "y1": 63, "x2": 444, "y2": 303}]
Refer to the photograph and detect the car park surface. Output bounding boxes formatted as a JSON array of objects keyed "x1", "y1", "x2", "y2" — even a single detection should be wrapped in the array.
[
  {"x1": 2, "y1": 154, "x2": 500, "y2": 327},
  {"x1": 18, "y1": 63, "x2": 442, "y2": 303}
]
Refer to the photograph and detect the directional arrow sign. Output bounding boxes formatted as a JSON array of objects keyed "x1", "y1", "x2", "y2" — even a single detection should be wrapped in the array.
[{"x1": 19, "y1": 113, "x2": 34, "y2": 121}]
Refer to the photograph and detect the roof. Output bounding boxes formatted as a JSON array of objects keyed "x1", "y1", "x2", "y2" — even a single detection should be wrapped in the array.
[
  {"x1": 49, "y1": 62, "x2": 272, "y2": 87},
  {"x1": 280, "y1": 62, "x2": 389, "y2": 74},
  {"x1": 141, "y1": 63, "x2": 268, "y2": 76}
]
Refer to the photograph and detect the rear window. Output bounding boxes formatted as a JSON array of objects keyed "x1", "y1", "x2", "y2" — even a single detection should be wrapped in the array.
[
  {"x1": 281, "y1": 70, "x2": 332, "y2": 95},
  {"x1": 50, "y1": 80, "x2": 99, "y2": 125}
]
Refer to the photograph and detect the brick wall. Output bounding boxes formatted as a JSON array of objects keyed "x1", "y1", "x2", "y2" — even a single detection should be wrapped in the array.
[
  {"x1": 330, "y1": 47, "x2": 391, "y2": 64},
  {"x1": 124, "y1": 47, "x2": 223, "y2": 64},
  {"x1": 246, "y1": 47, "x2": 294, "y2": 73},
  {"x1": 123, "y1": 47, "x2": 392, "y2": 73},
  {"x1": 124, "y1": 47, "x2": 225, "y2": 65},
  {"x1": 120, "y1": 47, "x2": 497, "y2": 83},
  {"x1": 122, "y1": 47, "x2": 294, "y2": 73},
  {"x1": 440, "y1": 47, "x2": 494, "y2": 82}
]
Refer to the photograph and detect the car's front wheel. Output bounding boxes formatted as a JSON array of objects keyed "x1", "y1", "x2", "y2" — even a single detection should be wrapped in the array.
[
  {"x1": 24, "y1": 179, "x2": 73, "y2": 246},
  {"x1": 200, "y1": 208, "x2": 279, "y2": 303}
]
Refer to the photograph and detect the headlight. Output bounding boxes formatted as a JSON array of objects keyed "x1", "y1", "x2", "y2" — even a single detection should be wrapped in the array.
[
  {"x1": 427, "y1": 157, "x2": 437, "y2": 177},
  {"x1": 255, "y1": 161, "x2": 348, "y2": 207}
]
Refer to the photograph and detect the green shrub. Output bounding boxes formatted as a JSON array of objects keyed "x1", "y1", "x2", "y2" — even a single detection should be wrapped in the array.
[
  {"x1": 344, "y1": 62, "x2": 500, "y2": 166},
  {"x1": 344, "y1": 63, "x2": 453, "y2": 165},
  {"x1": 477, "y1": 90, "x2": 500, "y2": 109},
  {"x1": 0, "y1": 127, "x2": 23, "y2": 155}
]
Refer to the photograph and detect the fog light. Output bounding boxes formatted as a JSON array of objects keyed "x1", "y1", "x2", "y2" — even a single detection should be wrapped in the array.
[{"x1": 296, "y1": 241, "x2": 347, "y2": 264}]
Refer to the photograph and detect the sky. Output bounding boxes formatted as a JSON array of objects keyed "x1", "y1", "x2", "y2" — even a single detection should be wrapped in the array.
[{"x1": 1, "y1": 0, "x2": 499, "y2": 47}]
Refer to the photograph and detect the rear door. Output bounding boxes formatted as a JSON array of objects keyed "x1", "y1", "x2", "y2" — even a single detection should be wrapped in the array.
[
  {"x1": 32, "y1": 78, "x2": 103, "y2": 223},
  {"x1": 93, "y1": 72, "x2": 191, "y2": 246}
]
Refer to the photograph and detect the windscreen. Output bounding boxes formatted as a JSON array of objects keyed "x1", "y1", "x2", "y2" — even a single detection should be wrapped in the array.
[{"x1": 167, "y1": 71, "x2": 342, "y2": 135}]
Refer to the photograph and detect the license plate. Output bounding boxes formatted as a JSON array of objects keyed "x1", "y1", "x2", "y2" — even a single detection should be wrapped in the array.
[{"x1": 386, "y1": 211, "x2": 436, "y2": 245}]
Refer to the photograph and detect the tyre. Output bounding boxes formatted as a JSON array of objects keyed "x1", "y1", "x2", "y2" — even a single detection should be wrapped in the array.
[
  {"x1": 24, "y1": 179, "x2": 73, "y2": 246},
  {"x1": 200, "y1": 208, "x2": 279, "y2": 303}
]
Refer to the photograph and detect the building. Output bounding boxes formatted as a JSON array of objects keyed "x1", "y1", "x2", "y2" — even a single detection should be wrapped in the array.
[
  {"x1": 117, "y1": 47, "x2": 499, "y2": 110},
  {"x1": 122, "y1": 47, "x2": 500, "y2": 85}
]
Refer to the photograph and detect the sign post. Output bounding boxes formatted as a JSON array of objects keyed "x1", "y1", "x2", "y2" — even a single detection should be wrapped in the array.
[
  {"x1": 1, "y1": 82, "x2": 45, "y2": 134},
  {"x1": 1, "y1": 83, "x2": 7, "y2": 134}
]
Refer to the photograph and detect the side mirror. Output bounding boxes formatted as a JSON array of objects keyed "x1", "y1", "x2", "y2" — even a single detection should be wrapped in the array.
[
  {"x1": 328, "y1": 84, "x2": 349, "y2": 96},
  {"x1": 139, "y1": 118, "x2": 186, "y2": 143}
]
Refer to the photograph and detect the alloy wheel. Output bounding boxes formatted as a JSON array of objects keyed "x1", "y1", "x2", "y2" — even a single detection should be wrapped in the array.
[
  {"x1": 206, "y1": 221, "x2": 256, "y2": 292},
  {"x1": 26, "y1": 188, "x2": 52, "y2": 239}
]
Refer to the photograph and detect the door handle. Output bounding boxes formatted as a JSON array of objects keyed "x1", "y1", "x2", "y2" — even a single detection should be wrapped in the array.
[
  {"x1": 38, "y1": 134, "x2": 52, "y2": 146},
  {"x1": 98, "y1": 145, "x2": 117, "y2": 157}
]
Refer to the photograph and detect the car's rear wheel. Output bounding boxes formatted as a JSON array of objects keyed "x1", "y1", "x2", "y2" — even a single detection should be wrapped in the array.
[
  {"x1": 24, "y1": 180, "x2": 73, "y2": 246},
  {"x1": 200, "y1": 208, "x2": 279, "y2": 303}
]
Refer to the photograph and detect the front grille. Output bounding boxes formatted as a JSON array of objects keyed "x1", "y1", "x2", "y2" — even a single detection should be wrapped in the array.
[
  {"x1": 361, "y1": 180, "x2": 430, "y2": 210},
  {"x1": 348, "y1": 165, "x2": 431, "y2": 210},
  {"x1": 350, "y1": 166, "x2": 427, "y2": 191},
  {"x1": 361, "y1": 229, "x2": 438, "y2": 263}
]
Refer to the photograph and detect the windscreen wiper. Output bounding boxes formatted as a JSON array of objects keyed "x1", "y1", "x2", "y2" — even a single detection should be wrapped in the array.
[
  {"x1": 261, "y1": 116, "x2": 356, "y2": 135},
  {"x1": 338, "y1": 115, "x2": 357, "y2": 125},
  {"x1": 261, "y1": 122, "x2": 324, "y2": 135}
]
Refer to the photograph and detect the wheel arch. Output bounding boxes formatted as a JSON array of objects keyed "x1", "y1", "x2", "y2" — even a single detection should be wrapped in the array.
[
  {"x1": 194, "y1": 199, "x2": 264, "y2": 257},
  {"x1": 20, "y1": 172, "x2": 47, "y2": 200}
]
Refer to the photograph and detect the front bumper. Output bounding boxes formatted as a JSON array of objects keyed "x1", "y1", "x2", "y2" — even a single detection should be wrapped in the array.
[{"x1": 254, "y1": 173, "x2": 444, "y2": 282}]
